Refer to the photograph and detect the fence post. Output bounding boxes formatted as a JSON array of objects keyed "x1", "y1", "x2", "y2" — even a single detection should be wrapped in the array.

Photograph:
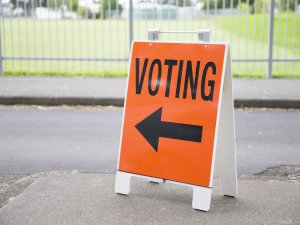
[
  {"x1": 0, "y1": 0, "x2": 3, "y2": 76},
  {"x1": 129, "y1": 0, "x2": 133, "y2": 51},
  {"x1": 0, "y1": 30, "x2": 2, "y2": 76},
  {"x1": 267, "y1": 0, "x2": 275, "y2": 79}
]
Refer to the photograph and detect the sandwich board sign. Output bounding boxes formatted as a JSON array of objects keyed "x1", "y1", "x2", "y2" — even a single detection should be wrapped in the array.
[{"x1": 115, "y1": 40, "x2": 237, "y2": 211}]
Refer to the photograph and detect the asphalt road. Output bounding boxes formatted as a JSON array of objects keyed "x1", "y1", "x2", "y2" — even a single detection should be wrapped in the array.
[{"x1": 0, "y1": 106, "x2": 299, "y2": 176}]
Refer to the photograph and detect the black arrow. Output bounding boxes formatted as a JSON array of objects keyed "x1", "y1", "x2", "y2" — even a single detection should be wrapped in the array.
[{"x1": 135, "y1": 107, "x2": 203, "y2": 152}]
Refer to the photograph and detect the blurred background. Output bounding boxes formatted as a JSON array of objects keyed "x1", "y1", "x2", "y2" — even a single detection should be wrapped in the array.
[{"x1": 0, "y1": 0, "x2": 299, "y2": 78}]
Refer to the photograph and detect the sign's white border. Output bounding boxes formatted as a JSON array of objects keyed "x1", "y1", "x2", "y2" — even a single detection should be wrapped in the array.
[{"x1": 115, "y1": 41, "x2": 237, "y2": 211}]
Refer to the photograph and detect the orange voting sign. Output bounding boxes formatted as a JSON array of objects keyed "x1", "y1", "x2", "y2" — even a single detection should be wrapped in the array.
[{"x1": 115, "y1": 41, "x2": 237, "y2": 211}]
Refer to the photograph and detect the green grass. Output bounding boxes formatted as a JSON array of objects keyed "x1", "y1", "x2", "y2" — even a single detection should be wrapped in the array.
[
  {"x1": 1, "y1": 12, "x2": 300, "y2": 78},
  {"x1": 218, "y1": 13, "x2": 300, "y2": 55},
  {"x1": 4, "y1": 70, "x2": 127, "y2": 77}
]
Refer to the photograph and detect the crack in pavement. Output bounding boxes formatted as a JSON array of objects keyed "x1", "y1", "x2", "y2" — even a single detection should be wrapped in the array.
[{"x1": 1, "y1": 165, "x2": 300, "y2": 209}]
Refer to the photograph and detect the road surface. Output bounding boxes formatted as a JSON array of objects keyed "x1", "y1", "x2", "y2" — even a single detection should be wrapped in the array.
[{"x1": 0, "y1": 106, "x2": 299, "y2": 176}]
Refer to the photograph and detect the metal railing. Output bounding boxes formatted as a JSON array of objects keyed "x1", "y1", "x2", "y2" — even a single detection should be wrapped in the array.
[{"x1": 0, "y1": 0, "x2": 299, "y2": 78}]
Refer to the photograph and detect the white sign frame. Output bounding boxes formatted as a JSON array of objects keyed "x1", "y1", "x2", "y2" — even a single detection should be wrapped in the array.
[{"x1": 115, "y1": 41, "x2": 237, "y2": 212}]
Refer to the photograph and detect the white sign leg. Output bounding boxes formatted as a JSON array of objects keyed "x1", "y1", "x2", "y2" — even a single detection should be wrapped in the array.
[
  {"x1": 115, "y1": 171, "x2": 132, "y2": 195},
  {"x1": 192, "y1": 186, "x2": 212, "y2": 211},
  {"x1": 214, "y1": 49, "x2": 238, "y2": 197}
]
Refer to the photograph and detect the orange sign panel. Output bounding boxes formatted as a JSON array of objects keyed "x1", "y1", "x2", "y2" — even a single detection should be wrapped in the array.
[{"x1": 118, "y1": 41, "x2": 226, "y2": 188}]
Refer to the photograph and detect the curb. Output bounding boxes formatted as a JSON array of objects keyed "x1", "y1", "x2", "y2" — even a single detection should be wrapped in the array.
[
  {"x1": 0, "y1": 96, "x2": 125, "y2": 107},
  {"x1": 0, "y1": 96, "x2": 299, "y2": 108},
  {"x1": 234, "y1": 99, "x2": 300, "y2": 109}
]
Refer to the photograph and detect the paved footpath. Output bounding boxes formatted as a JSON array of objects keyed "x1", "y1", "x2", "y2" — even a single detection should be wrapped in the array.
[
  {"x1": 0, "y1": 77, "x2": 299, "y2": 224},
  {"x1": 0, "y1": 77, "x2": 299, "y2": 108},
  {"x1": 0, "y1": 171, "x2": 299, "y2": 225}
]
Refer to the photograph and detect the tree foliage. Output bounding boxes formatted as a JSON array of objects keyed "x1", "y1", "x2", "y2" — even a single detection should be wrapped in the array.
[
  {"x1": 203, "y1": 0, "x2": 297, "y2": 12},
  {"x1": 102, "y1": 0, "x2": 122, "y2": 18},
  {"x1": 277, "y1": 0, "x2": 297, "y2": 11}
]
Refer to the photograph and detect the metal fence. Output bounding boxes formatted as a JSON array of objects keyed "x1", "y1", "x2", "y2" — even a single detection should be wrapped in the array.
[{"x1": 0, "y1": 0, "x2": 299, "y2": 78}]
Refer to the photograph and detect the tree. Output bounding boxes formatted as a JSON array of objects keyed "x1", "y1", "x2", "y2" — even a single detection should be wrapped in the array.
[
  {"x1": 101, "y1": 0, "x2": 122, "y2": 18},
  {"x1": 277, "y1": 0, "x2": 297, "y2": 11}
]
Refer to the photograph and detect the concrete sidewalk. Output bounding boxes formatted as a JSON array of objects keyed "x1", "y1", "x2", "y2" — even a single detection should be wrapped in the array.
[
  {"x1": 0, "y1": 172, "x2": 299, "y2": 225},
  {"x1": 0, "y1": 77, "x2": 299, "y2": 108}
]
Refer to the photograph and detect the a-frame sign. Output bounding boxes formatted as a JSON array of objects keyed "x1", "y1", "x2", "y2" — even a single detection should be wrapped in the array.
[{"x1": 115, "y1": 40, "x2": 237, "y2": 211}]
